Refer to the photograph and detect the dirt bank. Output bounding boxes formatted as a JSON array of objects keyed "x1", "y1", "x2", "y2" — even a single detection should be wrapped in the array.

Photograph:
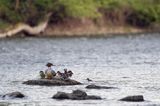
[{"x1": 0, "y1": 14, "x2": 159, "y2": 38}]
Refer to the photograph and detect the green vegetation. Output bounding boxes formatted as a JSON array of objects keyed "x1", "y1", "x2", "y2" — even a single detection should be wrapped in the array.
[{"x1": 0, "y1": 0, "x2": 160, "y2": 29}]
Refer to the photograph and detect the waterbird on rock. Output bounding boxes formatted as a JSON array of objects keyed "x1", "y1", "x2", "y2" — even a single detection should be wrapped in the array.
[{"x1": 86, "y1": 78, "x2": 93, "y2": 82}]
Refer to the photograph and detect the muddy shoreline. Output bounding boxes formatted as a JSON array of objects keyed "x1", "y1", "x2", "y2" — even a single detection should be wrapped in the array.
[
  {"x1": 0, "y1": 15, "x2": 159, "y2": 38},
  {"x1": 0, "y1": 23, "x2": 159, "y2": 38}
]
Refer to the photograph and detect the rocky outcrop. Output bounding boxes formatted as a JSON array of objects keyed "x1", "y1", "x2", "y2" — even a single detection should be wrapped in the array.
[
  {"x1": 1, "y1": 92, "x2": 25, "y2": 99},
  {"x1": 23, "y1": 78, "x2": 81, "y2": 86},
  {"x1": 52, "y1": 90, "x2": 102, "y2": 100},
  {"x1": 119, "y1": 95, "x2": 144, "y2": 102},
  {"x1": 86, "y1": 84, "x2": 117, "y2": 89}
]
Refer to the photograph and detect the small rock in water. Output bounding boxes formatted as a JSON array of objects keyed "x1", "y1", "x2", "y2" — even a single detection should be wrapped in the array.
[
  {"x1": 120, "y1": 95, "x2": 144, "y2": 102},
  {"x1": 2, "y1": 92, "x2": 25, "y2": 99},
  {"x1": 72, "y1": 90, "x2": 87, "y2": 97},
  {"x1": 52, "y1": 89, "x2": 101, "y2": 100},
  {"x1": 86, "y1": 84, "x2": 117, "y2": 89},
  {"x1": 86, "y1": 95, "x2": 102, "y2": 100},
  {"x1": 23, "y1": 78, "x2": 81, "y2": 86},
  {"x1": 122, "y1": 77, "x2": 129, "y2": 79},
  {"x1": 52, "y1": 92, "x2": 70, "y2": 99}
]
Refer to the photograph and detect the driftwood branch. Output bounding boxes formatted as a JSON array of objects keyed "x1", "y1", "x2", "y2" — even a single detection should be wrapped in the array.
[{"x1": 0, "y1": 13, "x2": 52, "y2": 38}]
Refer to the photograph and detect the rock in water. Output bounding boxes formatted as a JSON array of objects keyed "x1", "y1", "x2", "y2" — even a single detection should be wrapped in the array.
[
  {"x1": 71, "y1": 90, "x2": 88, "y2": 100},
  {"x1": 52, "y1": 89, "x2": 101, "y2": 100},
  {"x1": 23, "y1": 78, "x2": 81, "y2": 86},
  {"x1": 72, "y1": 90, "x2": 87, "y2": 97},
  {"x1": 86, "y1": 95, "x2": 102, "y2": 100},
  {"x1": 86, "y1": 84, "x2": 117, "y2": 89},
  {"x1": 52, "y1": 92, "x2": 70, "y2": 99},
  {"x1": 2, "y1": 92, "x2": 25, "y2": 99},
  {"x1": 120, "y1": 95, "x2": 144, "y2": 102}
]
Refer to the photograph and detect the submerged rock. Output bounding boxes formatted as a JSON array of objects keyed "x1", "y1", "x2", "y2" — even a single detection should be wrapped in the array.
[
  {"x1": 120, "y1": 95, "x2": 144, "y2": 102},
  {"x1": 23, "y1": 78, "x2": 81, "y2": 86},
  {"x1": 1, "y1": 92, "x2": 25, "y2": 99},
  {"x1": 86, "y1": 84, "x2": 117, "y2": 89},
  {"x1": 52, "y1": 89, "x2": 102, "y2": 100}
]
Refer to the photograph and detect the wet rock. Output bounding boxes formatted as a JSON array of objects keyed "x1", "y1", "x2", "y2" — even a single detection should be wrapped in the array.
[
  {"x1": 120, "y1": 95, "x2": 144, "y2": 102},
  {"x1": 52, "y1": 92, "x2": 70, "y2": 99},
  {"x1": 72, "y1": 90, "x2": 87, "y2": 97},
  {"x1": 86, "y1": 84, "x2": 117, "y2": 89},
  {"x1": 23, "y1": 78, "x2": 81, "y2": 86},
  {"x1": 52, "y1": 89, "x2": 101, "y2": 100},
  {"x1": 2, "y1": 92, "x2": 25, "y2": 99},
  {"x1": 85, "y1": 95, "x2": 102, "y2": 100}
]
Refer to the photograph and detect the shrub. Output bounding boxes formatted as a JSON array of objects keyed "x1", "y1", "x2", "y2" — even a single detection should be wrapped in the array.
[{"x1": 0, "y1": 0, "x2": 159, "y2": 27}]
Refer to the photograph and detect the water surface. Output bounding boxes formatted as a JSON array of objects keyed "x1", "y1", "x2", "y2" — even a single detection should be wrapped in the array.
[{"x1": 0, "y1": 33, "x2": 160, "y2": 106}]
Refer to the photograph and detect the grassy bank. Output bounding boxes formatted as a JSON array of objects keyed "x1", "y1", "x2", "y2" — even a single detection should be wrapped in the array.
[{"x1": 0, "y1": 0, "x2": 160, "y2": 35}]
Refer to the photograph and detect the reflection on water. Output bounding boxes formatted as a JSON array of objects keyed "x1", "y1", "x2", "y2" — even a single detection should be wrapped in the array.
[{"x1": 0, "y1": 33, "x2": 160, "y2": 106}]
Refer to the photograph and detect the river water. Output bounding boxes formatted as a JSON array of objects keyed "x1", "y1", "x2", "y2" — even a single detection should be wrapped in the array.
[{"x1": 0, "y1": 33, "x2": 160, "y2": 106}]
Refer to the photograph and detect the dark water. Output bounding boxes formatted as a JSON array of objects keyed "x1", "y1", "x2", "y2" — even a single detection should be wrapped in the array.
[{"x1": 0, "y1": 33, "x2": 160, "y2": 106}]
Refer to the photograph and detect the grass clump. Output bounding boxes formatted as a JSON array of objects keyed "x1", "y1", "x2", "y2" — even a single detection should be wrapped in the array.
[{"x1": 58, "y1": 0, "x2": 100, "y2": 18}]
